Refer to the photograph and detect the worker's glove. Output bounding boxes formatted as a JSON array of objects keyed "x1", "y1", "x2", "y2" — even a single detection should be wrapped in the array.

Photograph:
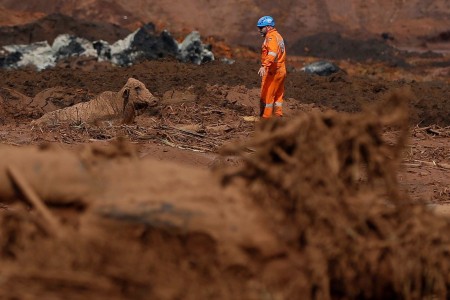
[{"x1": 258, "y1": 66, "x2": 266, "y2": 77}]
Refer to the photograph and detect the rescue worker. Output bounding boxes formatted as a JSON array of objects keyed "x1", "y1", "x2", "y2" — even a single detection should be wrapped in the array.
[{"x1": 257, "y1": 15, "x2": 286, "y2": 118}]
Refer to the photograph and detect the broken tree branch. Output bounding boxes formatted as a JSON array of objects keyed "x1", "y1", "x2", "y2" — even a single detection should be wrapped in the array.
[
  {"x1": 6, "y1": 166, "x2": 64, "y2": 238},
  {"x1": 164, "y1": 125, "x2": 207, "y2": 138}
]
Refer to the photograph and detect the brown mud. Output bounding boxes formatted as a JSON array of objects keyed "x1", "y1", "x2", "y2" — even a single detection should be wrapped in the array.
[
  {"x1": 1, "y1": 58, "x2": 449, "y2": 126},
  {"x1": 0, "y1": 89, "x2": 449, "y2": 299},
  {"x1": 0, "y1": 9, "x2": 449, "y2": 300}
]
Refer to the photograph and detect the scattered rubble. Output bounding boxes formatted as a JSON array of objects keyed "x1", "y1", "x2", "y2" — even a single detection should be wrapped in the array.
[{"x1": 0, "y1": 23, "x2": 214, "y2": 70}]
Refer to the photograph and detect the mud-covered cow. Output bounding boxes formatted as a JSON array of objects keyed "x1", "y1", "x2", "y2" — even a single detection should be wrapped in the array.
[{"x1": 32, "y1": 78, "x2": 159, "y2": 126}]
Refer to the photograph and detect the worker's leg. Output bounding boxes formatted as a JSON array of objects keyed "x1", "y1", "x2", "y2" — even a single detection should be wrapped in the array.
[
  {"x1": 273, "y1": 68, "x2": 287, "y2": 117},
  {"x1": 260, "y1": 74, "x2": 276, "y2": 118}
]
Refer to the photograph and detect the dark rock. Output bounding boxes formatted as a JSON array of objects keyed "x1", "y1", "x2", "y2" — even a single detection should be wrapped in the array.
[
  {"x1": 301, "y1": 61, "x2": 340, "y2": 76},
  {"x1": 381, "y1": 32, "x2": 395, "y2": 41},
  {"x1": 178, "y1": 31, "x2": 214, "y2": 65},
  {"x1": 0, "y1": 51, "x2": 22, "y2": 68},
  {"x1": 93, "y1": 40, "x2": 112, "y2": 60},
  {"x1": 53, "y1": 35, "x2": 89, "y2": 60}
]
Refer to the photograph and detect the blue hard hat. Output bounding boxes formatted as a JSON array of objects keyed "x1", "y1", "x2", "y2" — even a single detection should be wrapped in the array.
[{"x1": 257, "y1": 16, "x2": 275, "y2": 27}]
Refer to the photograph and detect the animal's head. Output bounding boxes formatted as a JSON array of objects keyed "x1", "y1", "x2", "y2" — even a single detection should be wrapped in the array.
[{"x1": 120, "y1": 78, "x2": 159, "y2": 123}]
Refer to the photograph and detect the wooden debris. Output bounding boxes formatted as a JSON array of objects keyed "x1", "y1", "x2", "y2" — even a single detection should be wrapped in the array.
[
  {"x1": 161, "y1": 139, "x2": 207, "y2": 153},
  {"x1": 6, "y1": 166, "x2": 64, "y2": 238},
  {"x1": 243, "y1": 116, "x2": 259, "y2": 122},
  {"x1": 167, "y1": 125, "x2": 206, "y2": 138},
  {"x1": 413, "y1": 125, "x2": 450, "y2": 137},
  {"x1": 412, "y1": 159, "x2": 450, "y2": 170}
]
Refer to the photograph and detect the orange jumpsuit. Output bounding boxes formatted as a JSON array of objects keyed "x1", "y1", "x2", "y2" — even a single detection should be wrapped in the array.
[{"x1": 260, "y1": 28, "x2": 286, "y2": 118}]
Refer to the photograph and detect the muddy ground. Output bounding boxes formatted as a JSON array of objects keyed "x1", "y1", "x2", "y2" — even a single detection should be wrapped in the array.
[
  {"x1": 0, "y1": 56, "x2": 449, "y2": 299},
  {"x1": 0, "y1": 14, "x2": 450, "y2": 296}
]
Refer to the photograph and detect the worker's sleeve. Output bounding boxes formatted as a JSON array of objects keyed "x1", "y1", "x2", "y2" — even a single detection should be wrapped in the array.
[{"x1": 261, "y1": 37, "x2": 279, "y2": 68}]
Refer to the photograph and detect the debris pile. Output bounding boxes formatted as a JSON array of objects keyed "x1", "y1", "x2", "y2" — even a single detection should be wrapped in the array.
[
  {"x1": 0, "y1": 23, "x2": 214, "y2": 70},
  {"x1": 221, "y1": 90, "x2": 450, "y2": 299}
]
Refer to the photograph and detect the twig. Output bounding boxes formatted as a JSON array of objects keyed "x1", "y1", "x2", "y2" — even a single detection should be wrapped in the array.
[
  {"x1": 402, "y1": 163, "x2": 422, "y2": 168},
  {"x1": 414, "y1": 124, "x2": 450, "y2": 137},
  {"x1": 426, "y1": 128, "x2": 441, "y2": 135},
  {"x1": 413, "y1": 160, "x2": 450, "y2": 170},
  {"x1": 415, "y1": 125, "x2": 431, "y2": 131},
  {"x1": 178, "y1": 145, "x2": 207, "y2": 153},
  {"x1": 160, "y1": 138, "x2": 208, "y2": 153},
  {"x1": 172, "y1": 130, "x2": 221, "y2": 147},
  {"x1": 161, "y1": 138, "x2": 177, "y2": 148},
  {"x1": 3, "y1": 142, "x2": 21, "y2": 147},
  {"x1": 201, "y1": 109, "x2": 225, "y2": 115},
  {"x1": 165, "y1": 125, "x2": 206, "y2": 138},
  {"x1": 6, "y1": 166, "x2": 64, "y2": 238},
  {"x1": 89, "y1": 138, "x2": 116, "y2": 142}
]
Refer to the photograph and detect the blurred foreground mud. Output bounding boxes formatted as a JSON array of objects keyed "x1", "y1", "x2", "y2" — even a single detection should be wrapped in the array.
[{"x1": 0, "y1": 91, "x2": 449, "y2": 299}]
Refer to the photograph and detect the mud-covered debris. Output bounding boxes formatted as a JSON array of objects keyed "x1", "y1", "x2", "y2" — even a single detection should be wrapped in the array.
[
  {"x1": 0, "y1": 24, "x2": 214, "y2": 70},
  {"x1": 301, "y1": 60, "x2": 340, "y2": 76},
  {"x1": 2, "y1": 41, "x2": 54, "y2": 70},
  {"x1": 177, "y1": 31, "x2": 215, "y2": 65},
  {"x1": 220, "y1": 90, "x2": 450, "y2": 299},
  {"x1": 110, "y1": 24, "x2": 179, "y2": 66}
]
